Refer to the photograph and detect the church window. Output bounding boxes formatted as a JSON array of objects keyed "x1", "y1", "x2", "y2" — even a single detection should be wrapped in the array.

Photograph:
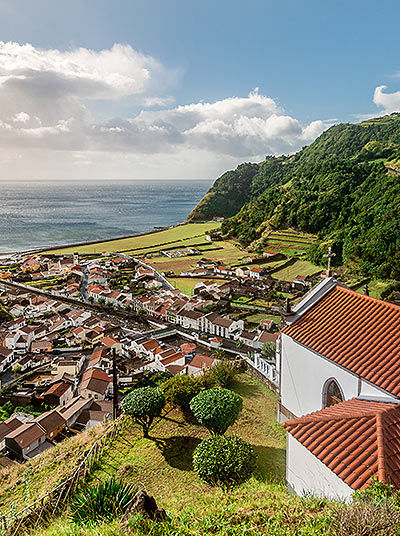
[{"x1": 322, "y1": 378, "x2": 344, "y2": 408}]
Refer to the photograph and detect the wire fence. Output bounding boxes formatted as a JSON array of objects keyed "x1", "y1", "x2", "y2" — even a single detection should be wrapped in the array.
[{"x1": 1, "y1": 415, "x2": 129, "y2": 535}]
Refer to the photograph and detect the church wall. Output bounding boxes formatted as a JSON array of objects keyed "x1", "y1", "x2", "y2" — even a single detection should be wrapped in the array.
[
  {"x1": 286, "y1": 434, "x2": 353, "y2": 501},
  {"x1": 279, "y1": 334, "x2": 395, "y2": 421}
]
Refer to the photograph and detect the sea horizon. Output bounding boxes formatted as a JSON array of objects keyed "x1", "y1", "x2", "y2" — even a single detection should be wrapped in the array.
[{"x1": 0, "y1": 179, "x2": 212, "y2": 253}]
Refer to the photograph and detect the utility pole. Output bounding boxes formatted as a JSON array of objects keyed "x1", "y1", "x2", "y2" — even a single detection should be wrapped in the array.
[
  {"x1": 112, "y1": 349, "x2": 119, "y2": 420},
  {"x1": 323, "y1": 246, "x2": 336, "y2": 277}
]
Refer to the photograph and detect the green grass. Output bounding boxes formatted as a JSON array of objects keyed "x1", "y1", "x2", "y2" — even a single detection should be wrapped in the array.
[
  {"x1": 353, "y1": 279, "x2": 393, "y2": 299},
  {"x1": 41, "y1": 223, "x2": 221, "y2": 255},
  {"x1": 271, "y1": 260, "x2": 323, "y2": 282},
  {"x1": 245, "y1": 313, "x2": 281, "y2": 325},
  {"x1": 167, "y1": 277, "x2": 224, "y2": 296},
  {"x1": 29, "y1": 374, "x2": 333, "y2": 535}
]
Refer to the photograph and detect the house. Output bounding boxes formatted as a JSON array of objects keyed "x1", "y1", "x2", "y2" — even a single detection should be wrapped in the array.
[
  {"x1": 100, "y1": 336, "x2": 122, "y2": 354},
  {"x1": 74, "y1": 400, "x2": 113, "y2": 430},
  {"x1": 53, "y1": 355, "x2": 85, "y2": 377},
  {"x1": 79, "y1": 368, "x2": 112, "y2": 400},
  {"x1": 186, "y1": 354, "x2": 216, "y2": 376},
  {"x1": 59, "y1": 397, "x2": 92, "y2": 428},
  {"x1": 292, "y1": 275, "x2": 312, "y2": 290},
  {"x1": 175, "y1": 310, "x2": 203, "y2": 331},
  {"x1": 282, "y1": 398, "x2": 400, "y2": 500},
  {"x1": 248, "y1": 267, "x2": 267, "y2": 280},
  {"x1": 277, "y1": 277, "x2": 400, "y2": 499},
  {"x1": 34, "y1": 410, "x2": 66, "y2": 440},
  {"x1": 31, "y1": 339, "x2": 53, "y2": 353},
  {"x1": 43, "y1": 381, "x2": 73, "y2": 407},
  {"x1": 0, "y1": 417, "x2": 23, "y2": 449},
  {"x1": 5, "y1": 423, "x2": 47, "y2": 460},
  {"x1": 199, "y1": 313, "x2": 244, "y2": 339}
]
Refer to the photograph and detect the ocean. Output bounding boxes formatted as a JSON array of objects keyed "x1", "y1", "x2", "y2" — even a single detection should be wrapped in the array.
[{"x1": 0, "y1": 180, "x2": 213, "y2": 253}]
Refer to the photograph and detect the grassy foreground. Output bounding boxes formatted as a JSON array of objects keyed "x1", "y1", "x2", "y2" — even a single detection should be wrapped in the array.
[{"x1": 11, "y1": 374, "x2": 335, "y2": 536}]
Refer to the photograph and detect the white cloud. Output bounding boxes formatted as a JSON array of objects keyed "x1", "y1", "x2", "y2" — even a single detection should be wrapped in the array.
[
  {"x1": 0, "y1": 42, "x2": 330, "y2": 179},
  {"x1": 373, "y1": 85, "x2": 400, "y2": 114}
]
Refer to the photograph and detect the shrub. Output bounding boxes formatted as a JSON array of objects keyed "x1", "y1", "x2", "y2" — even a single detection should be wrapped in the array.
[
  {"x1": 160, "y1": 375, "x2": 202, "y2": 410},
  {"x1": 193, "y1": 435, "x2": 255, "y2": 489},
  {"x1": 329, "y1": 500, "x2": 400, "y2": 536},
  {"x1": 190, "y1": 388, "x2": 243, "y2": 434},
  {"x1": 122, "y1": 386, "x2": 165, "y2": 437},
  {"x1": 205, "y1": 360, "x2": 239, "y2": 388},
  {"x1": 353, "y1": 477, "x2": 397, "y2": 505},
  {"x1": 71, "y1": 477, "x2": 137, "y2": 525}
]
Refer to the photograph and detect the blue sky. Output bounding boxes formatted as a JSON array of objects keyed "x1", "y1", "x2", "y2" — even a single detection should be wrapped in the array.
[{"x1": 0, "y1": 0, "x2": 399, "y2": 179}]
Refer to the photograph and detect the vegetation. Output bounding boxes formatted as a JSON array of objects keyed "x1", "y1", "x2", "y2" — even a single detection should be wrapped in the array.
[
  {"x1": 205, "y1": 360, "x2": 239, "y2": 388},
  {"x1": 160, "y1": 375, "x2": 203, "y2": 410},
  {"x1": 43, "y1": 222, "x2": 220, "y2": 255},
  {"x1": 193, "y1": 435, "x2": 256, "y2": 489},
  {"x1": 190, "y1": 388, "x2": 243, "y2": 434},
  {"x1": 121, "y1": 386, "x2": 165, "y2": 437},
  {"x1": 189, "y1": 114, "x2": 400, "y2": 279},
  {"x1": 71, "y1": 477, "x2": 137, "y2": 525}
]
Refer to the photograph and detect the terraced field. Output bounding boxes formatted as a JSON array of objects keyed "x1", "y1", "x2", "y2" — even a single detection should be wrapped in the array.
[
  {"x1": 271, "y1": 259, "x2": 323, "y2": 281},
  {"x1": 264, "y1": 229, "x2": 316, "y2": 257}
]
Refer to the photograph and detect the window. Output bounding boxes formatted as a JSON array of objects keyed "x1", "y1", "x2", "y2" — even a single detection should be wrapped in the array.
[{"x1": 322, "y1": 378, "x2": 344, "y2": 408}]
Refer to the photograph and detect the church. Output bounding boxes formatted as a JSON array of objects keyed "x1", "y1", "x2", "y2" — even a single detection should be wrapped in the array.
[{"x1": 277, "y1": 277, "x2": 400, "y2": 500}]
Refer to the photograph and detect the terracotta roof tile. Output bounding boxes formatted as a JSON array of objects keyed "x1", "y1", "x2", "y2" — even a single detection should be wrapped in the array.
[
  {"x1": 282, "y1": 398, "x2": 400, "y2": 490},
  {"x1": 282, "y1": 286, "x2": 400, "y2": 396}
]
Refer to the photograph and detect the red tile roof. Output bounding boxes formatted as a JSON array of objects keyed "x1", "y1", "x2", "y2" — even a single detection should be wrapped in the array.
[
  {"x1": 282, "y1": 285, "x2": 400, "y2": 396},
  {"x1": 282, "y1": 398, "x2": 400, "y2": 490}
]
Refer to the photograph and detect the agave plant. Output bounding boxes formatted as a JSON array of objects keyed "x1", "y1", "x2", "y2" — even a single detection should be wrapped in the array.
[{"x1": 71, "y1": 477, "x2": 137, "y2": 525}]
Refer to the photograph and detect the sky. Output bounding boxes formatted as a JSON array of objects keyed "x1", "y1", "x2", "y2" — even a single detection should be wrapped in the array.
[{"x1": 1, "y1": 0, "x2": 400, "y2": 180}]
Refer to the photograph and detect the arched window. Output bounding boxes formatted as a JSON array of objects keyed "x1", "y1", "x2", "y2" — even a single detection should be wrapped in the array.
[{"x1": 322, "y1": 378, "x2": 344, "y2": 408}]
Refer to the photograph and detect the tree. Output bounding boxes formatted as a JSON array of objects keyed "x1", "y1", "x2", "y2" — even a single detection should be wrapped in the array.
[
  {"x1": 212, "y1": 348, "x2": 226, "y2": 360},
  {"x1": 121, "y1": 386, "x2": 165, "y2": 437},
  {"x1": 12, "y1": 364, "x2": 22, "y2": 376},
  {"x1": 236, "y1": 339, "x2": 244, "y2": 349},
  {"x1": 190, "y1": 388, "x2": 243, "y2": 434},
  {"x1": 193, "y1": 435, "x2": 255, "y2": 489},
  {"x1": 88, "y1": 296, "x2": 94, "y2": 303},
  {"x1": 160, "y1": 375, "x2": 202, "y2": 410}
]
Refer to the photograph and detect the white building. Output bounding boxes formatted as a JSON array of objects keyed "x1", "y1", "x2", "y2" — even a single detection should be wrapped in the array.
[{"x1": 278, "y1": 277, "x2": 400, "y2": 499}]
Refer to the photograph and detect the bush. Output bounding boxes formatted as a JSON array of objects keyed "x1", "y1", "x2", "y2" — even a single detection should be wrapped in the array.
[
  {"x1": 190, "y1": 388, "x2": 243, "y2": 434},
  {"x1": 205, "y1": 361, "x2": 239, "y2": 388},
  {"x1": 329, "y1": 500, "x2": 400, "y2": 536},
  {"x1": 122, "y1": 386, "x2": 165, "y2": 437},
  {"x1": 353, "y1": 477, "x2": 397, "y2": 505},
  {"x1": 160, "y1": 375, "x2": 202, "y2": 410},
  {"x1": 71, "y1": 477, "x2": 137, "y2": 525},
  {"x1": 193, "y1": 435, "x2": 255, "y2": 489}
]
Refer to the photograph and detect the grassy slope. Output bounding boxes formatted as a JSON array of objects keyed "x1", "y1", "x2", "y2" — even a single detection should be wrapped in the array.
[
  {"x1": 26, "y1": 374, "x2": 332, "y2": 535},
  {"x1": 42, "y1": 223, "x2": 220, "y2": 255},
  {"x1": 271, "y1": 260, "x2": 323, "y2": 281}
]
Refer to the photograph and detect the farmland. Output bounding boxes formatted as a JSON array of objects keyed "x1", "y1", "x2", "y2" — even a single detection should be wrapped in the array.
[
  {"x1": 166, "y1": 277, "x2": 224, "y2": 296},
  {"x1": 264, "y1": 229, "x2": 316, "y2": 258},
  {"x1": 271, "y1": 259, "x2": 323, "y2": 282},
  {"x1": 41, "y1": 222, "x2": 221, "y2": 255}
]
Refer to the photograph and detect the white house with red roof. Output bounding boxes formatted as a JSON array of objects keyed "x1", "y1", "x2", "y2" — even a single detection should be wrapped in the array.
[{"x1": 278, "y1": 277, "x2": 400, "y2": 499}]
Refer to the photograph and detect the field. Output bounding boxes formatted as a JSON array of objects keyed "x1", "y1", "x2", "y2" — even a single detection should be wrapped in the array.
[
  {"x1": 167, "y1": 277, "x2": 224, "y2": 296},
  {"x1": 353, "y1": 279, "x2": 394, "y2": 299},
  {"x1": 264, "y1": 229, "x2": 316, "y2": 258},
  {"x1": 271, "y1": 259, "x2": 323, "y2": 282},
  {"x1": 41, "y1": 223, "x2": 221, "y2": 255},
  {"x1": 244, "y1": 313, "x2": 281, "y2": 326},
  {"x1": 17, "y1": 373, "x2": 332, "y2": 536},
  {"x1": 146, "y1": 241, "x2": 247, "y2": 275}
]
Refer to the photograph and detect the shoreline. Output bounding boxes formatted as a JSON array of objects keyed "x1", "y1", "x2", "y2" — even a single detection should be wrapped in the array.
[{"x1": 0, "y1": 219, "x2": 203, "y2": 259}]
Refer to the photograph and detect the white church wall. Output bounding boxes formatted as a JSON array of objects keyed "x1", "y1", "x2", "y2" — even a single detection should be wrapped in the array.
[
  {"x1": 279, "y1": 334, "x2": 395, "y2": 420},
  {"x1": 286, "y1": 434, "x2": 353, "y2": 501}
]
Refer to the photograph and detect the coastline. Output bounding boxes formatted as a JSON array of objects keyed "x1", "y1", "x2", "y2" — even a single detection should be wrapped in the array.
[{"x1": 0, "y1": 220, "x2": 192, "y2": 259}]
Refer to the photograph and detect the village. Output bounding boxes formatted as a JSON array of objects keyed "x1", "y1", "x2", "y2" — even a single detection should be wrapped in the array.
[{"x1": 0, "y1": 239, "x2": 317, "y2": 463}]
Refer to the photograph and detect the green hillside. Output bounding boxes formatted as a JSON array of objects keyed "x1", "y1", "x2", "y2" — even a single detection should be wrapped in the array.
[{"x1": 189, "y1": 113, "x2": 400, "y2": 279}]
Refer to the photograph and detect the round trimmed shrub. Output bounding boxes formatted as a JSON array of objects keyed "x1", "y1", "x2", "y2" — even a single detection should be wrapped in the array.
[
  {"x1": 122, "y1": 386, "x2": 165, "y2": 437},
  {"x1": 190, "y1": 388, "x2": 243, "y2": 434},
  {"x1": 193, "y1": 435, "x2": 255, "y2": 488},
  {"x1": 160, "y1": 374, "x2": 202, "y2": 410}
]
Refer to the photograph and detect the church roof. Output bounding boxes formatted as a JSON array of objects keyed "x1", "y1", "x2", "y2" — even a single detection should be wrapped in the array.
[
  {"x1": 282, "y1": 285, "x2": 400, "y2": 397},
  {"x1": 282, "y1": 398, "x2": 400, "y2": 490}
]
